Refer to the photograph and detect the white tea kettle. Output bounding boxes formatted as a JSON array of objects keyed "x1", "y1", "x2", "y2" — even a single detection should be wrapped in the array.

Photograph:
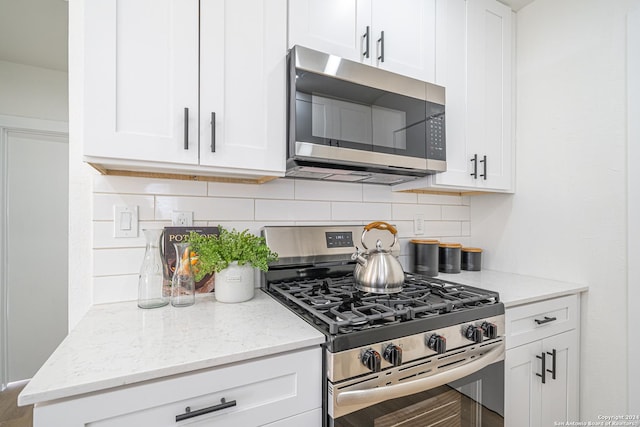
[{"x1": 351, "y1": 222, "x2": 405, "y2": 294}]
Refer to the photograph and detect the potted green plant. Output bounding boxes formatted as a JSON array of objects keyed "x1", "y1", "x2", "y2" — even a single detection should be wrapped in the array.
[{"x1": 186, "y1": 226, "x2": 278, "y2": 303}]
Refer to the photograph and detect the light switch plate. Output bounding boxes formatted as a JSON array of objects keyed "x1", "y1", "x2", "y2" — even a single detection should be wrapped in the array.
[
  {"x1": 413, "y1": 214, "x2": 425, "y2": 235},
  {"x1": 114, "y1": 205, "x2": 139, "y2": 238}
]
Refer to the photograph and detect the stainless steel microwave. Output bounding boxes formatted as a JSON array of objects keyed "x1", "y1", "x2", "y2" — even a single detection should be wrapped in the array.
[{"x1": 286, "y1": 45, "x2": 446, "y2": 185}]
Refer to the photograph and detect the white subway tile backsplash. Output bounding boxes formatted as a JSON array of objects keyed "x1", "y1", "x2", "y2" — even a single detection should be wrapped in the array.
[
  {"x1": 93, "y1": 221, "x2": 169, "y2": 249},
  {"x1": 392, "y1": 203, "x2": 441, "y2": 221},
  {"x1": 442, "y1": 205, "x2": 470, "y2": 221},
  {"x1": 93, "y1": 194, "x2": 155, "y2": 221},
  {"x1": 208, "y1": 179, "x2": 294, "y2": 199},
  {"x1": 93, "y1": 175, "x2": 207, "y2": 196},
  {"x1": 331, "y1": 202, "x2": 391, "y2": 221},
  {"x1": 363, "y1": 186, "x2": 418, "y2": 204},
  {"x1": 255, "y1": 199, "x2": 331, "y2": 221},
  {"x1": 156, "y1": 196, "x2": 254, "y2": 221},
  {"x1": 425, "y1": 221, "x2": 463, "y2": 237},
  {"x1": 93, "y1": 275, "x2": 138, "y2": 304},
  {"x1": 91, "y1": 176, "x2": 479, "y2": 304},
  {"x1": 392, "y1": 220, "x2": 418, "y2": 238},
  {"x1": 461, "y1": 221, "x2": 471, "y2": 236},
  {"x1": 417, "y1": 193, "x2": 464, "y2": 205},
  {"x1": 295, "y1": 180, "x2": 363, "y2": 202},
  {"x1": 94, "y1": 247, "x2": 145, "y2": 277}
]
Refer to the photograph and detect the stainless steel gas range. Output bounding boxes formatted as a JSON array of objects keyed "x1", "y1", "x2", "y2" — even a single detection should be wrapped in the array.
[{"x1": 261, "y1": 225, "x2": 505, "y2": 427}]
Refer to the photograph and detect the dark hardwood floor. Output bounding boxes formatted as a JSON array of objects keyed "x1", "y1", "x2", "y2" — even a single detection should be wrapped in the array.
[{"x1": 0, "y1": 382, "x2": 32, "y2": 427}]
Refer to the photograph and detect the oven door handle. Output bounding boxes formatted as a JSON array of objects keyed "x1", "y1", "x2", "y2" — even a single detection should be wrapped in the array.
[{"x1": 336, "y1": 345, "x2": 504, "y2": 408}]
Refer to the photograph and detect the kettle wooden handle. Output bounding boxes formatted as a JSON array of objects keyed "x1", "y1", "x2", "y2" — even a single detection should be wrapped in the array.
[{"x1": 364, "y1": 221, "x2": 397, "y2": 235}]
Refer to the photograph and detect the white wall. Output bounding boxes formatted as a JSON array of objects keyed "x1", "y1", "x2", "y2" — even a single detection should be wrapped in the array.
[
  {"x1": 470, "y1": 0, "x2": 638, "y2": 420},
  {"x1": 0, "y1": 60, "x2": 68, "y2": 122},
  {"x1": 627, "y1": 5, "x2": 640, "y2": 414},
  {"x1": 91, "y1": 176, "x2": 472, "y2": 304}
]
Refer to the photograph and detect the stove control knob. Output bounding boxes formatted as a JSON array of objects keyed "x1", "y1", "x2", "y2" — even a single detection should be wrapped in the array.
[
  {"x1": 481, "y1": 321, "x2": 498, "y2": 339},
  {"x1": 361, "y1": 349, "x2": 382, "y2": 373},
  {"x1": 383, "y1": 343, "x2": 403, "y2": 366},
  {"x1": 465, "y1": 325, "x2": 484, "y2": 343},
  {"x1": 427, "y1": 334, "x2": 447, "y2": 354}
]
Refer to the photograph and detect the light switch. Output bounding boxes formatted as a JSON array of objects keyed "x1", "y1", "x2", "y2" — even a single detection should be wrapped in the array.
[
  {"x1": 114, "y1": 205, "x2": 139, "y2": 238},
  {"x1": 120, "y1": 212, "x2": 132, "y2": 230}
]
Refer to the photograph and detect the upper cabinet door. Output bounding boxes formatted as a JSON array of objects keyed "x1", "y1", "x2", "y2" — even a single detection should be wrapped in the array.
[
  {"x1": 401, "y1": 0, "x2": 513, "y2": 193},
  {"x1": 288, "y1": 0, "x2": 371, "y2": 63},
  {"x1": 199, "y1": 0, "x2": 287, "y2": 174},
  {"x1": 371, "y1": 0, "x2": 436, "y2": 82},
  {"x1": 288, "y1": 0, "x2": 435, "y2": 81},
  {"x1": 83, "y1": 0, "x2": 199, "y2": 165},
  {"x1": 466, "y1": 0, "x2": 513, "y2": 191}
]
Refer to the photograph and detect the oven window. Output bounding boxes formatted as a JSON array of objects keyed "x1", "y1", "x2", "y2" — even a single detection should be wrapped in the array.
[{"x1": 330, "y1": 362, "x2": 504, "y2": 427}]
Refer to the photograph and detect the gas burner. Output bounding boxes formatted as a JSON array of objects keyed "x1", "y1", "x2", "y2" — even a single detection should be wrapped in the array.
[{"x1": 266, "y1": 272, "x2": 500, "y2": 336}]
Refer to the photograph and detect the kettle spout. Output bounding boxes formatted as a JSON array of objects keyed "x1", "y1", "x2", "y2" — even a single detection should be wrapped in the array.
[{"x1": 351, "y1": 247, "x2": 368, "y2": 266}]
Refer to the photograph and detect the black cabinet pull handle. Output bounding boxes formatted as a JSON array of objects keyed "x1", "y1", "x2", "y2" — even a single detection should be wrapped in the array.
[
  {"x1": 547, "y1": 349, "x2": 557, "y2": 380},
  {"x1": 363, "y1": 26, "x2": 370, "y2": 58},
  {"x1": 534, "y1": 316, "x2": 557, "y2": 325},
  {"x1": 175, "y1": 398, "x2": 236, "y2": 422},
  {"x1": 211, "y1": 112, "x2": 216, "y2": 152},
  {"x1": 479, "y1": 155, "x2": 487, "y2": 180},
  {"x1": 536, "y1": 352, "x2": 546, "y2": 384},
  {"x1": 470, "y1": 154, "x2": 478, "y2": 179},
  {"x1": 377, "y1": 31, "x2": 385, "y2": 62},
  {"x1": 183, "y1": 107, "x2": 189, "y2": 150}
]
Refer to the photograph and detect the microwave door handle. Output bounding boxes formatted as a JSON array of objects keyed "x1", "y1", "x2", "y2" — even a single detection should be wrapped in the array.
[{"x1": 335, "y1": 345, "x2": 503, "y2": 408}]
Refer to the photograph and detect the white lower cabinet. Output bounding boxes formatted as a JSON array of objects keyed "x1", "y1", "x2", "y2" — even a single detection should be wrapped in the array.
[
  {"x1": 505, "y1": 296, "x2": 580, "y2": 427},
  {"x1": 32, "y1": 347, "x2": 322, "y2": 427}
]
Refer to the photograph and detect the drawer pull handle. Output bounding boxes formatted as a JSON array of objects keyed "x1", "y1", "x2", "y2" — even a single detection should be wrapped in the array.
[
  {"x1": 175, "y1": 397, "x2": 237, "y2": 422},
  {"x1": 534, "y1": 316, "x2": 557, "y2": 325},
  {"x1": 547, "y1": 349, "x2": 557, "y2": 380},
  {"x1": 536, "y1": 352, "x2": 546, "y2": 384}
]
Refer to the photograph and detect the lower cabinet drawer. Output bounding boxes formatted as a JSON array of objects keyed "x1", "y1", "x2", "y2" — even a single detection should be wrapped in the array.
[
  {"x1": 505, "y1": 294, "x2": 579, "y2": 349},
  {"x1": 34, "y1": 347, "x2": 322, "y2": 427}
]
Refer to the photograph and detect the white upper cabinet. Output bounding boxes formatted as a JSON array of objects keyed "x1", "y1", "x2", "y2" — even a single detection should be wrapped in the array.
[
  {"x1": 200, "y1": 0, "x2": 286, "y2": 173},
  {"x1": 288, "y1": 0, "x2": 436, "y2": 82},
  {"x1": 395, "y1": 0, "x2": 514, "y2": 193},
  {"x1": 83, "y1": 0, "x2": 200, "y2": 165},
  {"x1": 82, "y1": 0, "x2": 286, "y2": 180}
]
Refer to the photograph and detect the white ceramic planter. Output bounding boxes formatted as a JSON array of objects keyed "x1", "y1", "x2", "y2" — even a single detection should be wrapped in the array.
[{"x1": 214, "y1": 262, "x2": 255, "y2": 303}]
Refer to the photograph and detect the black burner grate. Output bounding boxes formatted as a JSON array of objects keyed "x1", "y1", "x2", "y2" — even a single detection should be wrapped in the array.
[{"x1": 267, "y1": 273, "x2": 500, "y2": 335}]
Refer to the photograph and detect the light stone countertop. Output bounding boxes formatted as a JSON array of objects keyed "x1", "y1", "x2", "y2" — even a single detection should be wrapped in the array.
[
  {"x1": 18, "y1": 291, "x2": 325, "y2": 406},
  {"x1": 18, "y1": 270, "x2": 587, "y2": 407},
  {"x1": 438, "y1": 269, "x2": 588, "y2": 308}
]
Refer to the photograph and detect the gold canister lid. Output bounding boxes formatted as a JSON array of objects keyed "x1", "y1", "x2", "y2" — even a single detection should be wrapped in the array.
[
  {"x1": 410, "y1": 239, "x2": 440, "y2": 245},
  {"x1": 439, "y1": 242, "x2": 463, "y2": 248},
  {"x1": 462, "y1": 247, "x2": 483, "y2": 253}
]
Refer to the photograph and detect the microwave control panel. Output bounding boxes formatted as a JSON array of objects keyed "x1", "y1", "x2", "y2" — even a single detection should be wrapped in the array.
[{"x1": 427, "y1": 112, "x2": 446, "y2": 161}]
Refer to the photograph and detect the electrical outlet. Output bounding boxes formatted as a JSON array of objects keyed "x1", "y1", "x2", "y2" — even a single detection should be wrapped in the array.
[
  {"x1": 171, "y1": 211, "x2": 193, "y2": 226},
  {"x1": 413, "y1": 214, "x2": 425, "y2": 235}
]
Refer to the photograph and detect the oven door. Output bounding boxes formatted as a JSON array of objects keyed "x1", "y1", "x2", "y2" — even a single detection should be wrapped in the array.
[{"x1": 328, "y1": 342, "x2": 504, "y2": 427}]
